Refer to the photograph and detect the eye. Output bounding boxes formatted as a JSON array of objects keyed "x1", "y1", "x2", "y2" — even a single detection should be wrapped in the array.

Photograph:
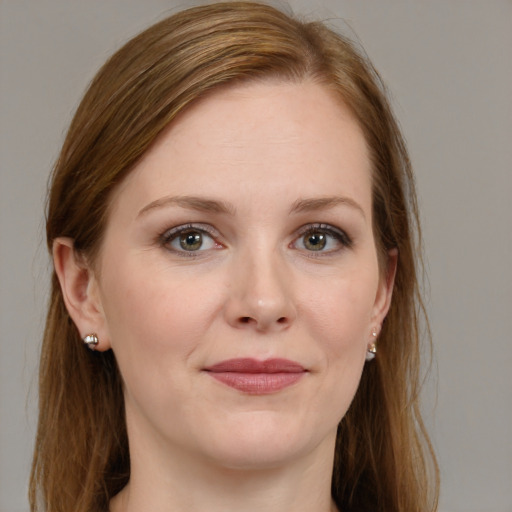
[
  {"x1": 161, "y1": 225, "x2": 219, "y2": 253},
  {"x1": 302, "y1": 232, "x2": 328, "y2": 251},
  {"x1": 293, "y1": 224, "x2": 351, "y2": 253}
]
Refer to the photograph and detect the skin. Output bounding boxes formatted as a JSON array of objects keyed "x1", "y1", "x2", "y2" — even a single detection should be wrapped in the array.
[{"x1": 54, "y1": 80, "x2": 396, "y2": 512}]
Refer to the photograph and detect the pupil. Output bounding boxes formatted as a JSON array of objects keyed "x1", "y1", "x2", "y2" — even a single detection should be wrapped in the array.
[
  {"x1": 180, "y1": 231, "x2": 202, "y2": 251},
  {"x1": 306, "y1": 233, "x2": 326, "y2": 251}
]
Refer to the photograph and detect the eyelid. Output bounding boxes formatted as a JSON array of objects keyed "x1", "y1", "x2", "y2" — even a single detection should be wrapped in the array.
[{"x1": 160, "y1": 223, "x2": 219, "y2": 242}]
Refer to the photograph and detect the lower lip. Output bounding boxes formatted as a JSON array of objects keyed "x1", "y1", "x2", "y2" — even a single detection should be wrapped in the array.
[{"x1": 207, "y1": 372, "x2": 305, "y2": 394}]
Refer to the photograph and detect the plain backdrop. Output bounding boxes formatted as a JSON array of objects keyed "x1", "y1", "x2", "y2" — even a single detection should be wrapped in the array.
[{"x1": 1, "y1": 1, "x2": 511, "y2": 511}]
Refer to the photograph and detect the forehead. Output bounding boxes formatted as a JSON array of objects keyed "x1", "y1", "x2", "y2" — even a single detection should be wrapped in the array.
[{"x1": 109, "y1": 80, "x2": 372, "y2": 218}]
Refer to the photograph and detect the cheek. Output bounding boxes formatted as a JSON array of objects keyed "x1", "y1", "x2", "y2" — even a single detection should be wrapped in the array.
[
  {"x1": 286, "y1": 277, "x2": 375, "y2": 433},
  {"x1": 98, "y1": 255, "x2": 229, "y2": 384},
  {"x1": 303, "y1": 272, "x2": 378, "y2": 353},
  {"x1": 308, "y1": 274, "x2": 378, "y2": 412},
  {"x1": 97, "y1": 260, "x2": 223, "y2": 421}
]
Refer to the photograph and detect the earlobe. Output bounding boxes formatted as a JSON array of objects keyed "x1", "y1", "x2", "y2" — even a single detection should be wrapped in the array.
[
  {"x1": 53, "y1": 237, "x2": 110, "y2": 351},
  {"x1": 372, "y1": 248, "x2": 398, "y2": 325}
]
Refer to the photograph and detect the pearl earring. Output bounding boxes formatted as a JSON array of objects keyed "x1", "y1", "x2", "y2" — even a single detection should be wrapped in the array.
[
  {"x1": 83, "y1": 333, "x2": 99, "y2": 350},
  {"x1": 365, "y1": 328, "x2": 378, "y2": 361}
]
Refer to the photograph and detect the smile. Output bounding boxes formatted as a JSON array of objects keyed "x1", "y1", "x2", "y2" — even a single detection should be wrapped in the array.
[{"x1": 203, "y1": 358, "x2": 307, "y2": 394}]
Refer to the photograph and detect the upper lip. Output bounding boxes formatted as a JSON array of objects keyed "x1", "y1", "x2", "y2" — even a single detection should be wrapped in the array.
[{"x1": 204, "y1": 358, "x2": 306, "y2": 373}]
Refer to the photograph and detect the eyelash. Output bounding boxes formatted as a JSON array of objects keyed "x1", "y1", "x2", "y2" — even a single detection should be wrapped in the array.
[
  {"x1": 293, "y1": 223, "x2": 353, "y2": 254},
  {"x1": 159, "y1": 223, "x2": 221, "y2": 257},
  {"x1": 158, "y1": 222, "x2": 352, "y2": 256}
]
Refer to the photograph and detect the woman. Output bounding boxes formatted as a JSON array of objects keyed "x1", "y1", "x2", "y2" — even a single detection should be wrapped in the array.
[{"x1": 30, "y1": 2, "x2": 438, "y2": 511}]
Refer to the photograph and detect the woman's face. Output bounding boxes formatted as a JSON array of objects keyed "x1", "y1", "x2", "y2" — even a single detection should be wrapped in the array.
[{"x1": 88, "y1": 81, "x2": 394, "y2": 470}]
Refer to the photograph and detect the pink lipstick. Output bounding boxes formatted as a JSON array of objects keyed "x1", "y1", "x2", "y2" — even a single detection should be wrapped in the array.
[{"x1": 204, "y1": 358, "x2": 306, "y2": 394}]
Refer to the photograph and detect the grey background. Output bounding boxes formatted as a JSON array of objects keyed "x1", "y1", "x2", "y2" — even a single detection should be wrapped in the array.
[{"x1": 1, "y1": 1, "x2": 511, "y2": 511}]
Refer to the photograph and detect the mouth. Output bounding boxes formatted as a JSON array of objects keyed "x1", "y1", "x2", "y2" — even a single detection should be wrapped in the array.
[{"x1": 203, "y1": 358, "x2": 307, "y2": 394}]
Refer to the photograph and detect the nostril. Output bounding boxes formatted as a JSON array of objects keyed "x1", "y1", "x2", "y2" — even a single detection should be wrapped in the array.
[{"x1": 236, "y1": 316, "x2": 289, "y2": 328}]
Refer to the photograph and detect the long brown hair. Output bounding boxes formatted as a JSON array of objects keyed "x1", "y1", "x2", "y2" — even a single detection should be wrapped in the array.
[{"x1": 30, "y1": 2, "x2": 438, "y2": 511}]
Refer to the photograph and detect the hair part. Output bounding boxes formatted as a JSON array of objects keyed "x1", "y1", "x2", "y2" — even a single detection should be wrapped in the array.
[{"x1": 31, "y1": 3, "x2": 438, "y2": 511}]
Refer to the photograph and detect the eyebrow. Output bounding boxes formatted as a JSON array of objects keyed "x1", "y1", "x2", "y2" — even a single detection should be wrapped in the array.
[
  {"x1": 289, "y1": 196, "x2": 366, "y2": 219},
  {"x1": 138, "y1": 195, "x2": 236, "y2": 217},
  {"x1": 137, "y1": 194, "x2": 365, "y2": 219}
]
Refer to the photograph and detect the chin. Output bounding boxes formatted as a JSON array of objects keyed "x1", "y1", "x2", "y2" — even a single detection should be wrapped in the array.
[{"x1": 194, "y1": 411, "x2": 334, "y2": 471}]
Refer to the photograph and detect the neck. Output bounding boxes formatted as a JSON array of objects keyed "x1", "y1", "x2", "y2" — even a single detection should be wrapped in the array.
[{"x1": 110, "y1": 431, "x2": 338, "y2": 512}]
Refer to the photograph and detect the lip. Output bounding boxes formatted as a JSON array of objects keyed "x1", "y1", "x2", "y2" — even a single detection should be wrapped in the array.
[{"x1": 203, "y1": 358, "x2": 307, "y2": 394}]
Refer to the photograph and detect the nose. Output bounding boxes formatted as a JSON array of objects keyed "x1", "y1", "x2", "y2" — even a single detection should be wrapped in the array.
[{"x1": 224, "y1": 248, "x2": 297, "y2": 333}]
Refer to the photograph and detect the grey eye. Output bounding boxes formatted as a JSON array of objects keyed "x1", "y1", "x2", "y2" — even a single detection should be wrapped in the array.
[
  {"x1": 166, "y1": 229, "x2": 216, "y2": 252},
  {"x1": 293, "y1": 225, "x2": 350, "y2": 253},
  {"x1": 303, "y1": 232, "x2": 327, "y2": 251},
  {"x1": 179, "y1": 231, "x2": 203, "y2": 251}
]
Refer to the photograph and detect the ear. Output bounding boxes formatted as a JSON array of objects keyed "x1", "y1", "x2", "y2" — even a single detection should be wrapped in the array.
[
  {"x1": 371, "y1": 248, "x2": 398, "y2": 328},
  {"x1": 53, "y1": 237, "x2": 111, "y2": 351}
]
